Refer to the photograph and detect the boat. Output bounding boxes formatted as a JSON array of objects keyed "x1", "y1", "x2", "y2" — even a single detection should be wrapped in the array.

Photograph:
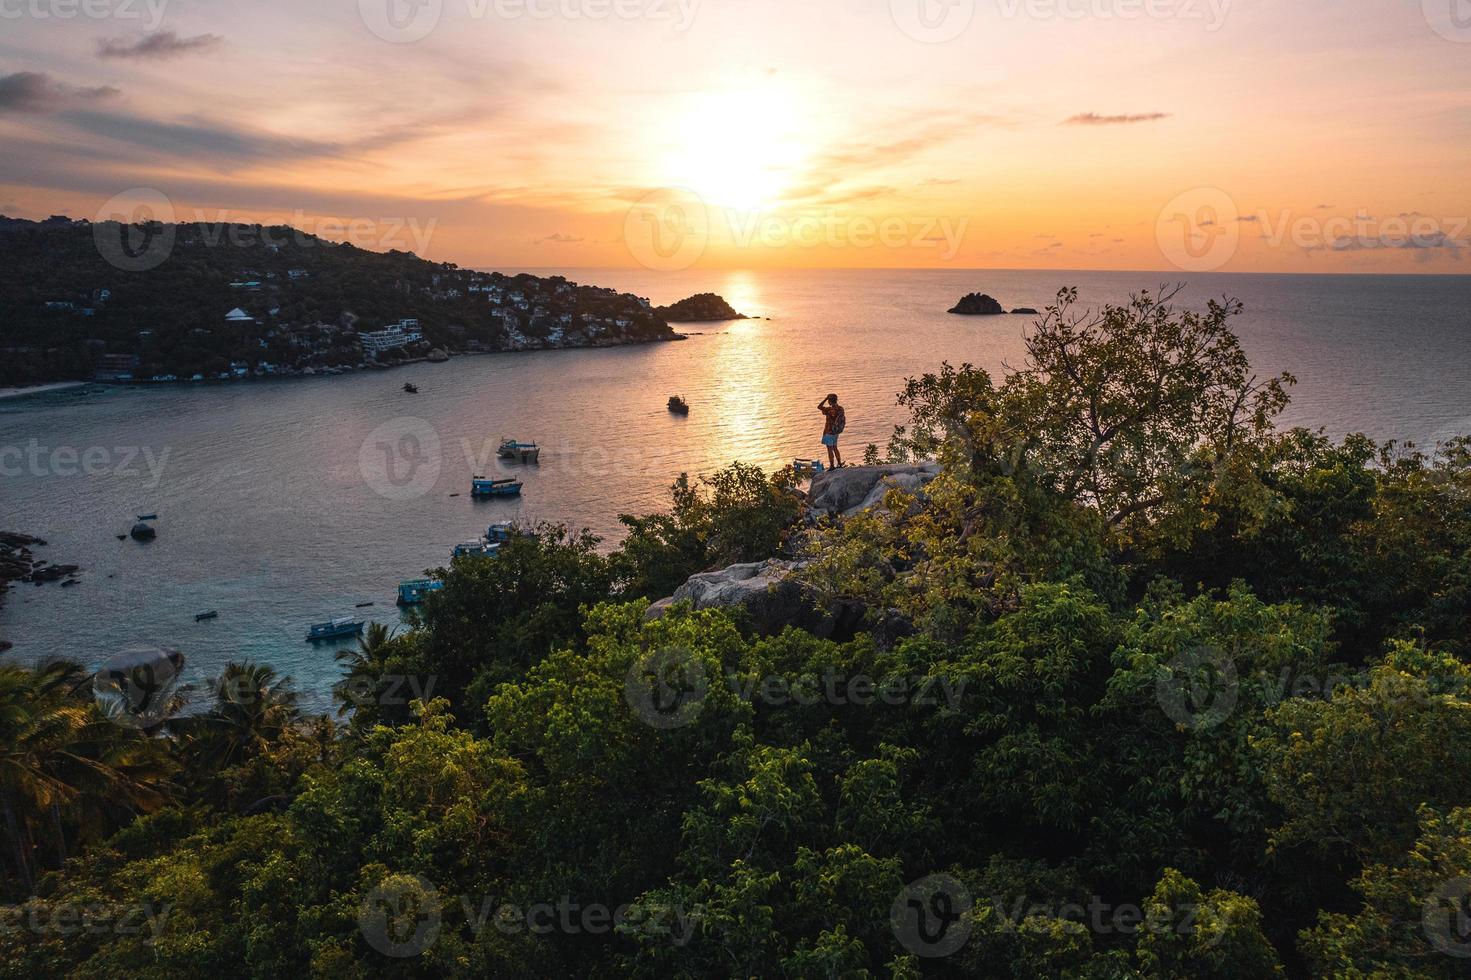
[
  {"x1": 668, "y1": 396, "x2": 690, "y2": 415},
  {"x1": 195, "y1": 610, "x2": 219, "y2": 622},
  {"x1": 403, "y1": 383, "x2": 419, "y2": 394},
  {"x1": 397, "y1": 579, "x2": 444, "y2": 605},
  {"x1": 452, "y1": 539, "x2": 501, "y2": 559},
  {"x1": 497, "y1": 439, "x2": 541, "y2": 463},
  {"x1": 305, "y1": 617, "x2": 364, "y2": 642},
  {"x1": 136, "y1": 513, "x2": 158, "y2": 521},
  {"x1": 355, "y1": 601, "x2": 376, "y2": 608},
  {"x1": 792, "y1": 458, "x2": 826, "y2": 477},
  {"x1": 486, "y1": 522, "x2": 517, "y2": 543},
  {"x1": 471, "y1": 476, "x2": 523, "y2": 497}
]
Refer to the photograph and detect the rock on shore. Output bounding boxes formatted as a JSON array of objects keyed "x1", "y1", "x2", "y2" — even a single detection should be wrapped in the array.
[
  {"x1": 808, "y1": 463, "x2": 942, "y2": 518},
  {"x1": 948, "y1": 293, "x2": 1006, "y2": 315},
  {"x1": 1, "y1": 532, "x2": 81, "y2": 633}
]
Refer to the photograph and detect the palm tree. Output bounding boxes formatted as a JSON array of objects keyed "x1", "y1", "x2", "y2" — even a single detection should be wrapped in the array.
[
  {"x1": 183, "y1": 662, "x2": 301, "y2": 777},
  {"x1": 0, "y1": 661, "x2": 174, "y2": 894},
  {"x1": 333, "y1": 622, "x2": 401, "y2": 725}
]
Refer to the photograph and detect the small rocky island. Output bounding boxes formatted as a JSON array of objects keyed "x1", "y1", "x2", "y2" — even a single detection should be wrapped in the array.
[
  {"x1": 948, "y1": 293, "x2": 1007, "y2": 315},
  {"x1": 655, "y1": 293, "x2": 749, "y2": 322}
]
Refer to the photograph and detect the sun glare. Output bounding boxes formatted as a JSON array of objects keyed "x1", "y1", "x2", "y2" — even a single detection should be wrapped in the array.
[{"x1": 664, "y1": 88, "x2": 810, "y2": 211}]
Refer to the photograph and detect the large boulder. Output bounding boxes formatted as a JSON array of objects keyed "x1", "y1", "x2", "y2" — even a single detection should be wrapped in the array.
[
  {"x1": 646, "y1": 559, "x2": 864, "y2": 639},
  {"x1": 948, "y1": 293, "x2": 1006, "y2": 315},
  {"x1": 808, "y1": 463, "x2": 941, "y2": 518}
]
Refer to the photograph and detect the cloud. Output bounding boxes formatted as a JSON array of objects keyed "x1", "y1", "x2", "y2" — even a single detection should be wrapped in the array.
[
  {"x1": 1063, "y1": 112, "x2": 1171, "y2": 126},
  {"x1": 921, "y1": 177, "x2": 960, "y2": 186},
  {"x1": 534, "y1": 232, "x2": 583, "y2": 244},
  {"x1": 0, "y1": 72, "x2": 119, "y2": 114},
  {"x1": 97, "y1": 31, "x2": 224, "y2": 60}
]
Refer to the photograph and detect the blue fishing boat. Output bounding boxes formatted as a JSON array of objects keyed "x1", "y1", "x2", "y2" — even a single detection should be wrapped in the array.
[
  {"x1": 471, "y1": 476, "x2": 523, "y2": 497},
  {"x1": 305, "y1": 617, "x2": 364, "y2": 642},
  {"x1": 792, "y1": 458, "x2": 826, "y2": 477},
  {"x1": 397, "y1": 579, "x2": 444, "y2": 605},
  {"x1": 452, "y1": 539, "x2": 501, "y2": 559},
  {"x1": 486, "y1": 522, "x2": 517, "y2": 543},
  {"x1": 497, "y1": 439, "x2": 541, "y2": 463}
]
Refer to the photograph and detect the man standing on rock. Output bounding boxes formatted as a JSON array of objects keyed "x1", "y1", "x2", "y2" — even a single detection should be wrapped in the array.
[{"x1": 818, "y1": 393, "x2": 845, "y2": 470}]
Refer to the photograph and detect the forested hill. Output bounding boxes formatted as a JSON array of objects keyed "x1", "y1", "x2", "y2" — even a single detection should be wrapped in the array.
[{"x1": 0, "y1": 216, "x2": 676, "y2": 387}]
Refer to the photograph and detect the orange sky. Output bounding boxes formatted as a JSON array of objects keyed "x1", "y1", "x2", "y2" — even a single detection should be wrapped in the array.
[{"x1": 2, "y1": 0, "x2": 1469, "y2": 273}]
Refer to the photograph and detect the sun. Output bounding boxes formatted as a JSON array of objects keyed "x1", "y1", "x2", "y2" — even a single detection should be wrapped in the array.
[{"x1": 663, "y1": 88, "x2": 810, "y2": 211}]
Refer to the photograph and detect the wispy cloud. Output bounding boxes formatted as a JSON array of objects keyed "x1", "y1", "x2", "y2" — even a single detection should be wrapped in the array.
[
  {"x1": 0, "y1": 72, "x2": 119, "y2": 114},
  {"x1": 1062, "y1": 112, "x2": 1170, "y2": 126},
  {"x1": 97, "y1": 31, "x2": 224, "y2": 61}
]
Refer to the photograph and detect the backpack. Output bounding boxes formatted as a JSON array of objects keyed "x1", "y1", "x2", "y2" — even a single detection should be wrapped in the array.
[{"x1": 833, "y1": 406, "x2": 846, "y2": 435}]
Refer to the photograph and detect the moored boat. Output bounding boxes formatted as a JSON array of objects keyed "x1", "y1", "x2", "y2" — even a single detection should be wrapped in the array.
[
  {"x1": 452, "y1": 539, "x2": 501, "y2": 559},
  {"x1": 486, "y1": 522, "x2": 517, "y2": 543},
  {"x1": 471, "y1": 476, "x2": 523, "y2": 497},
  {"x1": 667, "y1": 396, "x2": 690, "y2": 415},
  {"x1": 397, "y1": 579, "x2": 444, "y2": 605},
  {"x1": 136, "y1": 513, "x2": 159, "y2": 521},
  {"x1": 497, "y1": 439, "x2": 541, "y2": 463},
  {"x1": 306, "y1": 617, "x2": 364, "y2": 642},
  {"x1": 195, "y1": 610, "x2": 219, "y2": 622},
  {"x1": 792, "y1": 458, "x2": 826, "y2": 477},
  {"x1": 403, "y1": 383, "x2": 419, "y2": 394}
]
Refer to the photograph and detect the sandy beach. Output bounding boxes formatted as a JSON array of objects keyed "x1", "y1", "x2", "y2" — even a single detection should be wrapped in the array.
[{"x1": 0, "y1": 381, "x2": 89, "y2": 401}]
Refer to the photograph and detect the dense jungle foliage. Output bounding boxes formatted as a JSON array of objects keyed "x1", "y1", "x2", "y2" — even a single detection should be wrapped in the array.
[{"x1": 3, "y1": 287, "x2": 1470, "y2": 978}]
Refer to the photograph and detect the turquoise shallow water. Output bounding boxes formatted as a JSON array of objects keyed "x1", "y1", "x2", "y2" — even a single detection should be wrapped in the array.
[{"x1": 3, "y1": 268, "x2": 1469, "y2": 713}]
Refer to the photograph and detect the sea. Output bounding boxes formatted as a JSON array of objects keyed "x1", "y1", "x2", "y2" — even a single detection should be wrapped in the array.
[{"x1": 3, "y1": 268, "x2": 1469, "y2": 713}]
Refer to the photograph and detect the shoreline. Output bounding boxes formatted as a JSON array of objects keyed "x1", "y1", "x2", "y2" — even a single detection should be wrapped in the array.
[
  {"x1": 2, "y1": 333, "x2": 688, "y2": 396},
  {"x1": 0, "y1": 381, "x2": 89, "y2": 401}
]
